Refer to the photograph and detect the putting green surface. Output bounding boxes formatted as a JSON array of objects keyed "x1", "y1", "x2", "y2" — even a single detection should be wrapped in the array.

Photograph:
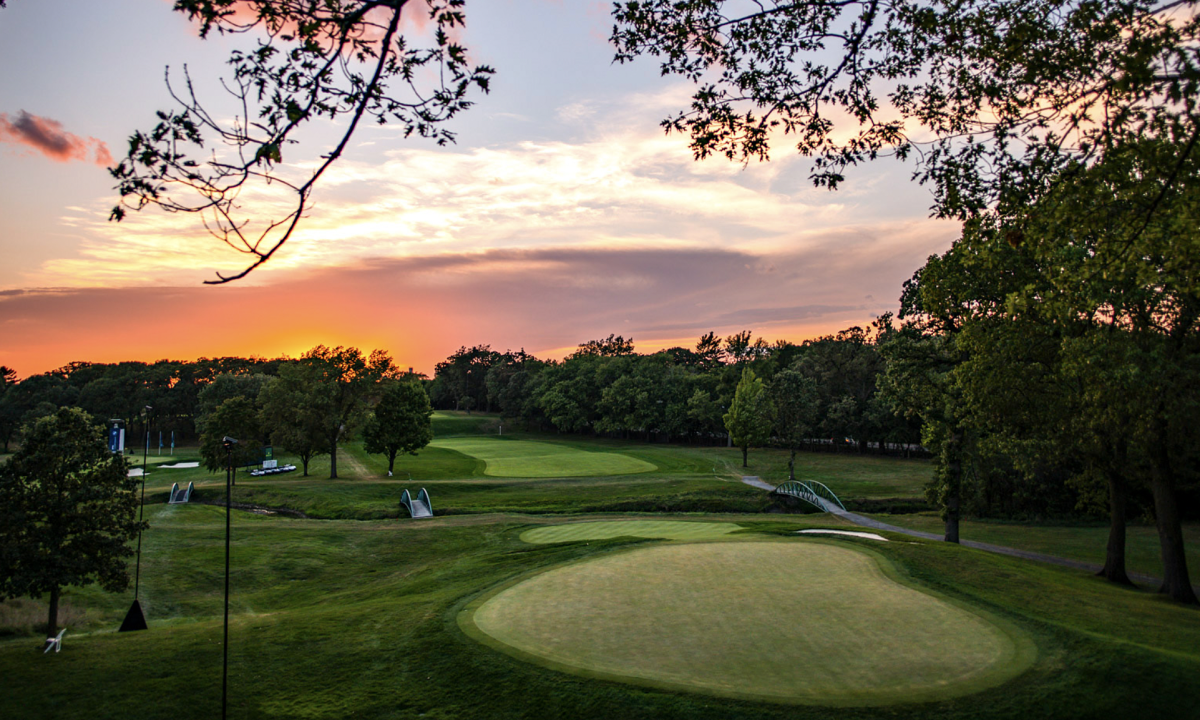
[
  {"x1": 462, "y1": 541, "x2": 1035, "y2": 705},
  {"x1": 521, "y1": 520, "x2": 743, "y2": 544},
  {"x1": 431, "y1": 437, "x2": 657, "y2": 478}
]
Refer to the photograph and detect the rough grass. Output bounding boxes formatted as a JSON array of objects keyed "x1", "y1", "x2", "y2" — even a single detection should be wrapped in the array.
[
  {"x1": 465, "y1": 540, "x2": 1034, "y2": 705},
  {"x1": 520, "y1": 520, "x2": 744, "y2": 544},
  {"x1": 2, "y1": 508, "x2": 1199, "y2": 719},
  {"x1": 867, "y1": 512, "x2": 1200, "y2": 581},
  {"x1": 6, "y1": 425, "x2": 1199, "y2": 718},
  {"x1": 431, "y1": 437, "x2": 658, "y2": 478}
]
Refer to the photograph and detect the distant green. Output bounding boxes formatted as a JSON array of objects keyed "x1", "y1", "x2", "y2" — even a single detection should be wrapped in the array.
[{"x1": 431, "y1": 437, "x2": 657, "y2": 478}]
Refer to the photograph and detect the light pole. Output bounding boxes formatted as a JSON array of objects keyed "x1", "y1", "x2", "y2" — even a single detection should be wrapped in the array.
[
  {"x1": 119, "y1": 405, "x2": 152, "y2": 632},
  {"x1": 222, "y1": 436, "x2": 238, "y2": 720}
]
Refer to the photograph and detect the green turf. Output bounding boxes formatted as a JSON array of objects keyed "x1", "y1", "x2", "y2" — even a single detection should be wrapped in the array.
[
  {"x1": 3, "y1": 507, "x2": 1200, "y2": 719},
  {"x1": 430, "y1": 437, "x2": 658, "y2": 477},
  {"x1": 520, "y1": 520, "x2": 743, "y2": 544},
  {"x1": 463, "y1": 540, "x2": 1035, "y2": 705},
  {"x1": 431, "y1": 410, "x2": 502, "y2": 437},
  {"x1": 6, "y1": 430, "x2": 1200, "y2": 718},
  {"x1": 865, "y1": 512, "x2": 1200, "y2": 582}
]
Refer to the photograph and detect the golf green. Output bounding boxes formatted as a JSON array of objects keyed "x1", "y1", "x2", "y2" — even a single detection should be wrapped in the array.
[
  {"x1": 521, "y1": 520, "x2": 743, "y2": 544},
  {"x1": 431, "y1": 437, "x2": 657, "y2": 477},
  {"x1": 462, "y1": 541, "x2": 1035, "y2": 705}
]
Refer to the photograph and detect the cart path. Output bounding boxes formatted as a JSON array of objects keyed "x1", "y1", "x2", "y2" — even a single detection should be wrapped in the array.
[
  {"x1": 337, "y1": 447, "x2": 372, "y2": 479},
  {"x1": 743, "y1": 476, "x2": 1193, "y2": 592}
]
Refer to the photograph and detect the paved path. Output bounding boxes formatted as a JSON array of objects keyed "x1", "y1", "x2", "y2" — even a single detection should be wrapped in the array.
[{"x1": 744, "y1": 477, "x2": 1178, "y2": 590}]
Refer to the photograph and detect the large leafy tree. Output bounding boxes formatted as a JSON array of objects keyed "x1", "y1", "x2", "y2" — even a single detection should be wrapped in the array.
[
  {"x1": 1010, "y1": 139, "x2": 1200, "y2": 604},
  {"x1": 611, "y1": 0, "x2": 1199, "y2": 222},
  {"x1": 109, "y1": 0, "x2": 494, "y2": 283},
  {"x1": 198, "y1": 396, "x2": 265, "y2": 475},
  {"x1": 794, "y1": 326, "x2": 887, "y2": 452},
  {"x1": 258, "y1": 362, "x2": 330, "y2": 477},
  {"x1": 362, "y1": 379, "x2": 434, "y2": 475},
  {"x1": 723, "y1": 367, "x2": 774, "y2": 467},
  {"x1": 771, "y1": 367, "x2": 818, "y2": 480},
  {"x1": 0, "y1": 408, "x2": 144, "y2": 642},
  {"x1": 299, "y1": 346, "x2": 397, "y2": 479},
  {"x1": 432, "y1": 345, "x2": 503, "y2": 412}
]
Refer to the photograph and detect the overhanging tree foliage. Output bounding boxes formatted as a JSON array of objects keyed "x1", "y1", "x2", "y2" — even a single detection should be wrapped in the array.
[
  {"x1": 109, "y1": 0, "x2": 494, "y2": 283},
  {"x1": 0, "y1": 408, "x2": 145, "y2": 642},
  {"x1": 611, "y1": 0, "x2": 1199, "y2": 222}
]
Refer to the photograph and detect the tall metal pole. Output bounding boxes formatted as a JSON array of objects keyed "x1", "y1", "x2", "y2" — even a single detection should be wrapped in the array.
[
  {"x1": 134, "y1": 406, "x2": 151, "y2": 599},
  {"x1": 222, "y1": 437, "x2": 236, "y2": 720}
]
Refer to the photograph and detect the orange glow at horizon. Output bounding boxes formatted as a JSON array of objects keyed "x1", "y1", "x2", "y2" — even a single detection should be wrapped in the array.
[{"x1": 2, "y1": 243, "x2": 938, "y2": 381}]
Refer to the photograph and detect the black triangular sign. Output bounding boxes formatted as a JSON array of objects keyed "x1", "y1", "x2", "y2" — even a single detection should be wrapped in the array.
[{"x1": 118, "y1": 599, "x2": 148, "y2": 632}]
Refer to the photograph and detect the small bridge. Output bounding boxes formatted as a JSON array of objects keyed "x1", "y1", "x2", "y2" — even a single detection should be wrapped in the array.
[
  {"x1": 401, "y1": 488, "x2": 433, "y2": 519},
  {"x1": 772, "y1": 480, "x2": 845, "y2": 513},
  {"x1": 168, "y1": 482, "x2": 194, "y2": 504}
]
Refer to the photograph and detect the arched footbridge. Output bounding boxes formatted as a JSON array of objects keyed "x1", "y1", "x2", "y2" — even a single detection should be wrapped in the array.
[{"x1": 771, "y1": 480, "x2": 845, "y2": 513}]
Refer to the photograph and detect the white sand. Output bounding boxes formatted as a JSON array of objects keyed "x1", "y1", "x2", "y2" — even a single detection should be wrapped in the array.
[
  {"x1": 797, "y1": 529, "x2": 888, "y2": 541},
  {"x1": 161, "y1": 462, "x2": 200, "y2": 469}
]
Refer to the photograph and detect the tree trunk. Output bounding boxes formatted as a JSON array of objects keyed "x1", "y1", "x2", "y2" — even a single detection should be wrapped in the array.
[
  {"x1": 1149, "y1": 441, "x2": 1197, "y2": 604},
  {"x1": 46, "y1": 586, "x2": 60, "y2": 643},
  {"x1": 788, "y1": 448, "x2": 796, "y2": 481},
  {"x1": 741, "y1": 445, "x2": 748, "y2": 467},
  {"x1": 1098, "y1": 469, "x2": 1132, "y2": 585},
  {"x1": 944, "y1": 429, "x2": 961, "y2": 544},
  {"x1": 329, "y1": 433, "x2": 339, "y2": 479},
  {"x1": 387, "y1": 452, "x2": 396, "y2": 475},
  {"x1": 301, "y1": 456, "x2": 310, "y2": 477}
]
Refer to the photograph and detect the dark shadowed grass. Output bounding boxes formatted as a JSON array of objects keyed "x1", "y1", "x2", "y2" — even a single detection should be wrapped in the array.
[{"x1": 867, "y1": 511, "x2": 1200, "y2": 582}]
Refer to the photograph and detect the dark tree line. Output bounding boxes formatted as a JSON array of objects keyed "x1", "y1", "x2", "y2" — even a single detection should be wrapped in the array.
[
  {"x1": 0, "y1": 348, "x2": 433, "y2": 481},
  {"x1": 0, "y1": 357, "x2": 284, "y2": 453},
  {"x1": 428, "y1": 329, "x2": 923, "y2": 456}
]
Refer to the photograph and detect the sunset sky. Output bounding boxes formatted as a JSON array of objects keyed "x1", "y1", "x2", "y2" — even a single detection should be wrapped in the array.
[{"x1": 0, "y1": 0, "x2": 960, "y2": 378}]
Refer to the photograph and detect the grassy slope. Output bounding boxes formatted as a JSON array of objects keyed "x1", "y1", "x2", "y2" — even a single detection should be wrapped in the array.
[
  {"x1": 4, "y1": 414, "x2": 1199, "y2": 717},
  {"x1": 1, "y1": 508, "x2": 1198, "y2": 720},
  {"x1": 867, "y1": 511, "x2": 1200, "y2": 582},
  {"x1": 520, "y1": 520, "x2": 744, "y2": 543}
]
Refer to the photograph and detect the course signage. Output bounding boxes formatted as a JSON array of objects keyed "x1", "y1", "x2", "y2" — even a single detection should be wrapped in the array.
[{"x1": 107, "y1": 422, "x2": 125, "y2": 454}]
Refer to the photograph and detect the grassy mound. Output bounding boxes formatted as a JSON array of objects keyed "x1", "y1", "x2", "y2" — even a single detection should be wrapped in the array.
[
  {"x1": 520, "y1": 520, "x2": 743, "y2": 544},
  {"x1": 463, "y1": 541, "x2": 1035, "y2": 705},
  {"x1": 431, "y1": 437, "x2": 657, "y2": 478}
]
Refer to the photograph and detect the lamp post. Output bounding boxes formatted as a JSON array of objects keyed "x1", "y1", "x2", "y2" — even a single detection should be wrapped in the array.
[
  {"x1": 119, "y1": 405, "x2": 153, "y2": 632},
  {"x1": 222, "y1": 436, "x2": 238, "y2": 720}
]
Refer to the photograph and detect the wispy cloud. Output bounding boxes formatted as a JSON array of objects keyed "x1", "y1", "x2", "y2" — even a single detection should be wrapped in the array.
[
  {"x1": 0, "y1": 111, "x2": 111, "y2": 166},
  {"x1": 32, "y1": 106, "x2": 944, "y2": 287}
]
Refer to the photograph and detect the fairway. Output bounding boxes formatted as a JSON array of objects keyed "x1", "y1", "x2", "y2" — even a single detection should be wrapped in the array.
[
  {"x1": 521, "y1": 520, "x2": 743, "y2": 544},
  {"x1": 431, "y1": 437, "x2": 657, "y2": 477},
  {"x1": 463, "y1": 541, "x2": 1035, "y2": 705}
]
